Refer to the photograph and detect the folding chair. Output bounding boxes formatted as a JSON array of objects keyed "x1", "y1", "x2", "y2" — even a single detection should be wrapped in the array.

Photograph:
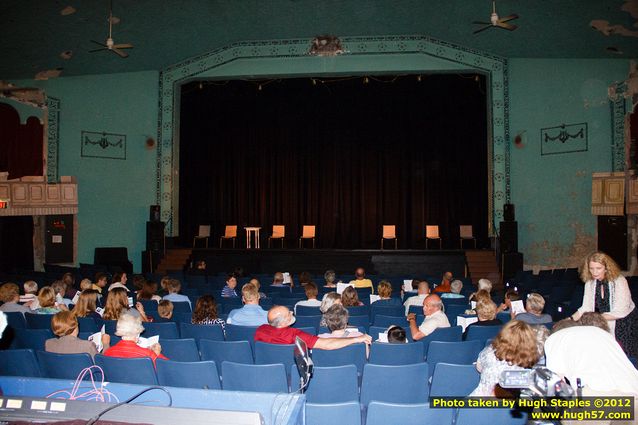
[
  {"x1": 299, "y1": 225, "x2": 316, "y2": 248},
  {"x1": 381, "y1": 225, "x2": 397, "y2": 249},
  {"x1": 219, "y1": 225, "x2": 238, "y2": 248}
]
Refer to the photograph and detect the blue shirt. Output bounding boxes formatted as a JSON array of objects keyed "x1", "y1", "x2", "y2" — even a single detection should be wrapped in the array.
[
  {"x1": 221, "y1": 285, "x2": 239, "y2": 298},
  {"x1": 163, "y1": 293, "x2": 192, "y2": 308},
  {"x1": 227, "y1": 304, "x2": 268, "y2": 326}
]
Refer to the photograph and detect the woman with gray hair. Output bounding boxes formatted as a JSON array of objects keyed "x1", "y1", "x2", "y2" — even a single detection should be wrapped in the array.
[
  {"x1": 323, "y1": 270, "x2": 337, "y2": 288},
  {"x1": 318, "y1": 304, "x2": 362, "y2": 338},
  {"x1": 103, "y1": 312, "x2": 168, "y2": 367},
  {"x1": 319, "y1": 292, "x2": 342, "y2": 327},
  {"x1": 513, "y1": 293, "x2": 552, "y2": 324}
]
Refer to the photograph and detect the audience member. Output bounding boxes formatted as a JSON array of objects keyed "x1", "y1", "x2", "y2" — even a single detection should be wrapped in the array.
[
  {"x1": 579, "y1": 311, "x2": 610, "y2": 333},
  {"x1": 323, "y1": 270, "x2": 337, "y2": 288},
  {"x1": 513, "y1": 292, "x2": 552, "y2": 324},
  {"x1": 162, "y1": 279, "x2": 191, "y2": 308},
  {"x1": 255, "y1": 306, "x2": 371, "y2": 350},
  {"x1": 349, "y1": 267, "x2": 374, "y2": 293},
  {"x1": 497, "y1": 288, "x2": 520, "y2": 313},
  {"x1": 102, "y1": 287, "x2": 149, "y2": 322},
  {"x1": 227, "y1": 284, "x2": 268, "y2": 326},
  {"x1": 407, "y1": 294, "x2": 450, "y2": 341},
  {"x1": 158, "y1": 276, "x2": 170, "y2": 297},
  {"x1": 103, "y1": 312, "x2": 167, "y2": 367},
  {"x1": 341, "y1": 286, "x2": 364, "y2": 307},
  {"x1": 298, "y1": 271, "x2": 312, "y2": 286},
  {"x1": 72, "y1": 290, "x2": 102, "y2": 319},
  {"x1": 387, "y1": 325, "x2": 408, "y2": 343},
  {"x1": 441, "y1": 279, "x2": 464, "y2": 299},
  {"x1": 317, "y1": 304, "x2": 362, "y2": 338},
  {"x1": 192, "y1": 295, "x2": 225, "y2": 329},
  {"x1": 51, "y1": 280, "x2": 72, "y2": 307},
  {"x1": 92, "y1": 273, "x2": 108, "y2": 294},
  {"x1": 33, "y1": 287, "x2": 66, "y2": 314},
  {"x1": 79, "y1": 278, "x2": 93, "y2": 292},
  {"x1": 571, "y1": 251, "x2": 637, "y2": 358},
  {"x1": 0, "y1": 283, "x2": 30, "y2": 313},
  {"x1": 373, "y1": 281, "x2": 401, "y2": 306},
  {"x1": 271, "y1": 272, "x2": 287, "y2": 287},
  {"x1": 221, "y1": 274, "x2": 239, "y2": 297},
  {"x1": 294, "y1": 283, "x2": 322, "y2": 313},
  {"x1": 138, "y1": 280, "x2": 162, "y2": 302},
  {"x1": 464, "y1": 297, "x2": 502, "y2": 337},
  {"x1": 469, "y1": 279, "x2": 493, "y2": 302},
  {"x1": 109, "y1": 272, "x2": 129, "y2": 292},
  {"x1": 248, "y1": 278, "x2": 267, "y2": 299},
  {"x1": 319, "y1": 292, "x2": 342, "y2": 327},
  {"x1": 470, "y1": 320, "x2": 539, "y2": 396},
  {"x1": 433, "y1": 271, "x2": 453, "y2": 293},
  {"x1": 61, "y1": 273, "x2": 76, "y2": 299},
  {"x1": 20, "y1": 280, "x2": 39, "y2": 309},
  {"x1": 46, "y1": 311, "x2": 109, "y2": 358},
  {"x1": 131, "y1": 274, "x2": 146, "y2": 292},
  {"x1": 156, "y1": 300, "x2": 174, "y2": 322},
  {"x1": 403, "y1": 281, "x2": 430, "y2": 315}
]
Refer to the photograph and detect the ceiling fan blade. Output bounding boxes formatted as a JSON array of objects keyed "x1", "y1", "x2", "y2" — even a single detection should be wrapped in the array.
[
  {"x1": 90, "y1": 40, "x2": 108, "y2": 48},
  {"x1": 496, "y1": 21, "x2": 518, "y2": 31},
  {"x1": 499, "y1": 14, "x2": 519, "y2": 23},
  {"x1": 112, "y1": 48, "x2": 129, "y2": 58},
  {"x1": 113, "y1": 43, "x2": 133, "y2": 49},
  {"x1": 472, "y1": 21, "x2": 492, "y2": 25},
  {"x1": 473, "y1": 25, "x2": 493, "y2": 34},
  {"x1": 89, "y1": 47, "x2": 108, "y2": 53}
]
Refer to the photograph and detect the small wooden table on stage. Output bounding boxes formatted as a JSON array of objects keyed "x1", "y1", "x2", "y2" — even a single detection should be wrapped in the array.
[{"x1": 244, "y1": 227, "x2": 261, "y2": 249}]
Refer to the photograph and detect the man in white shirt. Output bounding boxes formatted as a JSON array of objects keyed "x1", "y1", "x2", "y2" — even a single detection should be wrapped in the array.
[
  {"x1": 403, "y1": 281, "x2": 430, "y2": 315},
  {"x1": 406, "y1": 294, "x2": 450, "y2": 341},
  {"x1": 294, "y1": 283, "x2": 322, "y2": 314}
]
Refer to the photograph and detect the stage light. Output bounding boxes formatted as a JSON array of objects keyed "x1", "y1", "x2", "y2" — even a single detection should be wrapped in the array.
[
  {"x1": 363, "y1": 76, "x2": 369, "y2": 84},
  {"x1": 417, "y1": 75, "x2": 422, "y2": 82},
  {"x1": 199, "y1": 82, "x2": 203, "y2": 90},
  {"x1": 258, "y1": 84, "x2": 262, "y2": 91}
]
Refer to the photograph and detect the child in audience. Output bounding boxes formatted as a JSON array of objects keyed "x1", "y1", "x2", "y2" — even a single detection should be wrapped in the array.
[
  {"x1": 221, "y1": 274, "x2": 239, "y2": 297},
  {"x1": 157, "y1": 300, "x2": 174, "y2": 322},
  {"x1": 387, "y1": 325, "x2": 408, "y2": 343}
]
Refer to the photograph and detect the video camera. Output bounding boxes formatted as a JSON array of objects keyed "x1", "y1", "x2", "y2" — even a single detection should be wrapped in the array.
[{"x1": 500, "y1": 367, "x2": 575, "y2": 398}]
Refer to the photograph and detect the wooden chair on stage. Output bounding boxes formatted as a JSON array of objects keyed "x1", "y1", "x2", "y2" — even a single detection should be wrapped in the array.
[
  {"x1": 299, "y1": 225, "x2": 316, "y2": 248},
  {"x1": 459, "y1": 225, "x2": 476, "y2": 248},
  {"x1": 268, "y1": 225, "x2": 286, "y2": 248},
  {"x1": 426, "y1": 225, "x2": 442, "y2": 249},
  {"x1": 381, "y1": 225, "x2": 397, "y2": 250},
  {"x1": 219, "y1": 225, "x2": 238, "y2": 248},
  {"x1": 193, "y1": 225, "x2": 210, "y2": 248}
]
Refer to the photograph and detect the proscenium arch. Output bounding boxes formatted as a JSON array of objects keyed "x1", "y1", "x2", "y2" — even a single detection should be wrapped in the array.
[{"x1": 157, "y1": 35, "x2": 510, "y2": 237}]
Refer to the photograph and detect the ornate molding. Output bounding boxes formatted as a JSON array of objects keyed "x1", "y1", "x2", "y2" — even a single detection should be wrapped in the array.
[
  {"x1": 158, "y1": 35, "x2": 509, "y2": 235},
  {"x1": 45, "y1": 96, "x2": 60, "y2": 183}
]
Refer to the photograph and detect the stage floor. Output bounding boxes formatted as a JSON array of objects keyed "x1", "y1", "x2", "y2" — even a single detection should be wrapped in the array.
[{"x1": 192, "y1": 248, "x2": 467, "y2": 278}]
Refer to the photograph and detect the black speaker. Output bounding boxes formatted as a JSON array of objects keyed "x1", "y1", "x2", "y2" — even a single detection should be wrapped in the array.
[
  {"x1": 146, "y1": 221, "x2": 165, "y2": 253},
  {"x1": 502, "y1": 252, "x2": 523, "y2": 280},
  {"x1": 499, "y1": 221, "x2": 518, "y2": 253},
  {"x1": 504, "y1": 203, "x2": 515, "y2": 222},
  {"x1": 149, "y1": 205, "x2": 161, "y2": 222}
]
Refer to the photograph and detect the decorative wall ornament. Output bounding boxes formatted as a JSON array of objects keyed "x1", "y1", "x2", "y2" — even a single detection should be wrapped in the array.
[
  {"x1": 157, "y1": 35, "x2": 509, "y2": 236},
  {"x1": 80, "y1": 131, "x2": 126, "y2": 160},
  {"x1": 309, "y1": 36, "x2": 344, "y2": 56},
  {"x1": 592, "y1": 172, "x2": 625, "y2": 215},
  {"x1": 540, "y1": 122, "x2": 588, "y2": 156},
  {"x1": 45, "y1": 96, "x2": 60, "y2": 183}
]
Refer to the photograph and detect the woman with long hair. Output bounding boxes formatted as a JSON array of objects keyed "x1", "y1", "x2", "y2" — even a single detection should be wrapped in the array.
[
  {"x1": 102, "y1": 287, "x2": 150, "y2": 322},
  {"x1": 341, "y1": 286, "x2": 364, "y2": 307},
  {"x1": 137, "y1": 280, "x2": 161, "y2": 302},
  {"x1": 191, "y1": 295, "x2": 225, "y2": 330},
  {"x1": 572, "y1": 251, "x2": 637, "y2": 357},
  {"x1": 72, "y1": 290, "x2": 102, "y2": 319}
]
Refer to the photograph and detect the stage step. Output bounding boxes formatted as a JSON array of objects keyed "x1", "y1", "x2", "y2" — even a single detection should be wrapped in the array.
[
  {"x1": 156, "y1": 248, "x2": 192, "y2": 274},
  {"x1": 465, "y1": 249, "x2": 501, "y2": 290}
]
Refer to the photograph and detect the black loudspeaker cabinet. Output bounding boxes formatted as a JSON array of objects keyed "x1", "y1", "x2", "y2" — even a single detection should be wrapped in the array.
[
  {"x1": 146, "y1": 221, "x2": 165, "y2": 253},
  {"x1": 504, "y1": 203, "x2": 515, "y2": 222},
  {"x1": 499, "y1": 221, "x2": 518, "y2": 253},
  {"x1": 142, "y1": 250, "x2": 162, "y2": 273},
  {"x1": 502, "y1": 252, "x2": 523, "y2": 281},
  {"x1": 597, "y1": 215, "x2": 627, "y2": 270},
  {"x1": 150, "y1": 205, "x2": 161, "y2": 222}
]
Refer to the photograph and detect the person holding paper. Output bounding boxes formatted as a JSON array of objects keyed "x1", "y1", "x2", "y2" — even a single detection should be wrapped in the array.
[
  {"x1": 513, "y1": 292, "x2": 552, "y2": 324},
  {"x1": 403, "y1": 281, "x2": 430, "y2": 315},
  {"x1": 406, "y1": 294, "x2": 450, "y2": 341},
  {"x1": 45, "y1": 311, "x2": 110, "y2": 358},
  {"x1": 104, "y1": 312, "x2": 167, "y2": 367},
  {"x1": 349, "y1": 268, "x2": 374, "y2": 294}
]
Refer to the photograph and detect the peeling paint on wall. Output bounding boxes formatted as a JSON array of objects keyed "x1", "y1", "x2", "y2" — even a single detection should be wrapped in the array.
[
  {"x1": 590, "y1": 1, "x2": 638, "y2": 38},
  {"x1": 525, "y1": 223, "x2": 596, "y2": 269}
]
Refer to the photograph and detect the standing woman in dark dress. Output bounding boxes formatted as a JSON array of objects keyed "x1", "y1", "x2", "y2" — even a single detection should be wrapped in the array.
[{"x1": 572, "y1": 251, "x2": 637, "y2": 357}]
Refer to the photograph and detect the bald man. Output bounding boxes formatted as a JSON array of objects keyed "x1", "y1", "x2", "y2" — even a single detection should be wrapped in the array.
[
  {"x1": 406, "y1": 294, "x2": 450, "y2": 341},
  {"x1": 255, "y1": 306, "x2": 372, "y2": 350},
  {"x1": 403, "y1": 280, "x2": 430, "y2": 315}
]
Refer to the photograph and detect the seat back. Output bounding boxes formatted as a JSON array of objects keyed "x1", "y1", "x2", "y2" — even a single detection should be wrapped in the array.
[
  {"x1": 36, "y1": 351, "x2": 94, "y2": 380},
  {"x1": 197, "y1": 225, "x2": 211, "y2": 238},
  {"x1": 224, "y1": 225, "x2": 237, "y2": 238},
  {"x1": 179, "y1": 323, "x2": 224, "y2": 346},
  {"x1": 347, "y1": 315, "x2": 370, "y2": 331},
  {"x1": 291, "y1": 365, "x2": 359, "y2": 403},
  {"x1": 382, "y1": 225, "x2": 396, "y2": 239},
  {"x1": 16, "y1": 329, "x2": 54, "y2": 351},
  {"x1": 221, "y1": 361, "x2": 288, "y2": 392},
  {"x1": 368, "y1": 342, "x2": 424, "y2": 365},
  {"x1": 271, "y1": 225, "x2": 285, "y2": 238},
  {"x1": 159, "y1": 338, "x2": 200, "y2": 362},
  {"x1": 292, "y1": 315, "x2": 321, "y2": 329},
  {"x1": 25, "y1": 313, "x2": 54, "y2": 329},
  {"x1": 156, "y1": 359, "x2": 220, "y2": 389},
  {"x1": 420, "y1": 325, "x2": 463, "y2": 357},
  {"x1": 360, "y1": 363, "x2": 429, "y2": 406},
  {"x1": 426, "y1": 340, "x2": 483, "y2": 379},
  {"x1": 254, "y1": 341, "x2": 295, "y2": 378},
  {"x1": 443, "y1": 304, "x2": 467, "y2": 325},
  {"x1": 426, "y1": 225, "x2": 440, "y2": 239},
  {"x1": 459, "y1": 225, "x2": 473, "y2": 239},
  {"x1": 141, "y1": 321, "x2": 180, "y2": 339},
  {"x1": 430, "y1": 362, "x2": 480, "y2": 397},
  {"x1": 94, "y1": 354, "x2": 158, "y2": 385},
  {"x1": 305, "y1": 402, "x2": 361, "y2": 425},
  {"x1": 311, "y1": 344, "x2": 367, "y2": 375},
  {"x1": 372, "y1": 313, "x2": 406, "y2": 327},
  {"x1": 295, "y1": 305, "x2": 321, "y2": 316},
  {"x1": 5, "y1": 311, "x2": 27, "y2": 329},
  {"x1": 76, "y1": 317, "x2": 99, "y2": 333},
  {"x1": 225, "y1": 324, "x2": 259, "y2": 353},
  {"x1": 0, "y1": 349, "x2": 41, "y2": 377},
  {"x1": 301, "y1": 225, "x2": 315, "y2": 238},
  {"x1": 464, "y1": 325, "x2": 502, "y2": 342},
  {"x1": 366, "y1": 402, "x2": 454, "y2": 425},
  {"x1": 171, "y1": 302, "x2": 192, "y2": 313},
  {"x1": 200, "y1": 339, "x2": 253, "y2": 376}
]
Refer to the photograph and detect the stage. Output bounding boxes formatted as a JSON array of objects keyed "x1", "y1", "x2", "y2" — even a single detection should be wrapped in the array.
[{"x1": 191, "y1": 248, "x2": 468, "y2": 278}]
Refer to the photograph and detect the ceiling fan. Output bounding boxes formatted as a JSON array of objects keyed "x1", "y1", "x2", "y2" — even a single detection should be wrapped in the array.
[
  {"x1": 89, "y1": 0, "x2": 133, "y2": 58},
  {"x1": 473, "y1": 1, "x2": 519, "y2": 34}
]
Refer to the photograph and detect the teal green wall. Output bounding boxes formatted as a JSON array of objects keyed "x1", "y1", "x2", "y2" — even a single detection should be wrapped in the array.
[
  {"x1": 509, "y1": 58, "x2": 631, "y2": 267},
  {"x1": 17, "y1": 71, "x2": 159, "y2": 272}
]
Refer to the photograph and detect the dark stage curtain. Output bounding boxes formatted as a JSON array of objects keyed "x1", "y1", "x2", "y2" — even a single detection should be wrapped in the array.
[
  {"x1": 0, "y1": 102, "x2": 44, "y2": 179},
  {"x1": 179, "y1": 75, "x2": 487, "y2": 249}
]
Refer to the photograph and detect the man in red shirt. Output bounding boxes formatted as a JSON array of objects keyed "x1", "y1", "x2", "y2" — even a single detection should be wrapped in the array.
[
  {"x1": 255, "y1": 306, "x2": 372, "y2": 350},
  {"x1": 103, "y1": 313, "x2": 168, "y2": 367}
]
